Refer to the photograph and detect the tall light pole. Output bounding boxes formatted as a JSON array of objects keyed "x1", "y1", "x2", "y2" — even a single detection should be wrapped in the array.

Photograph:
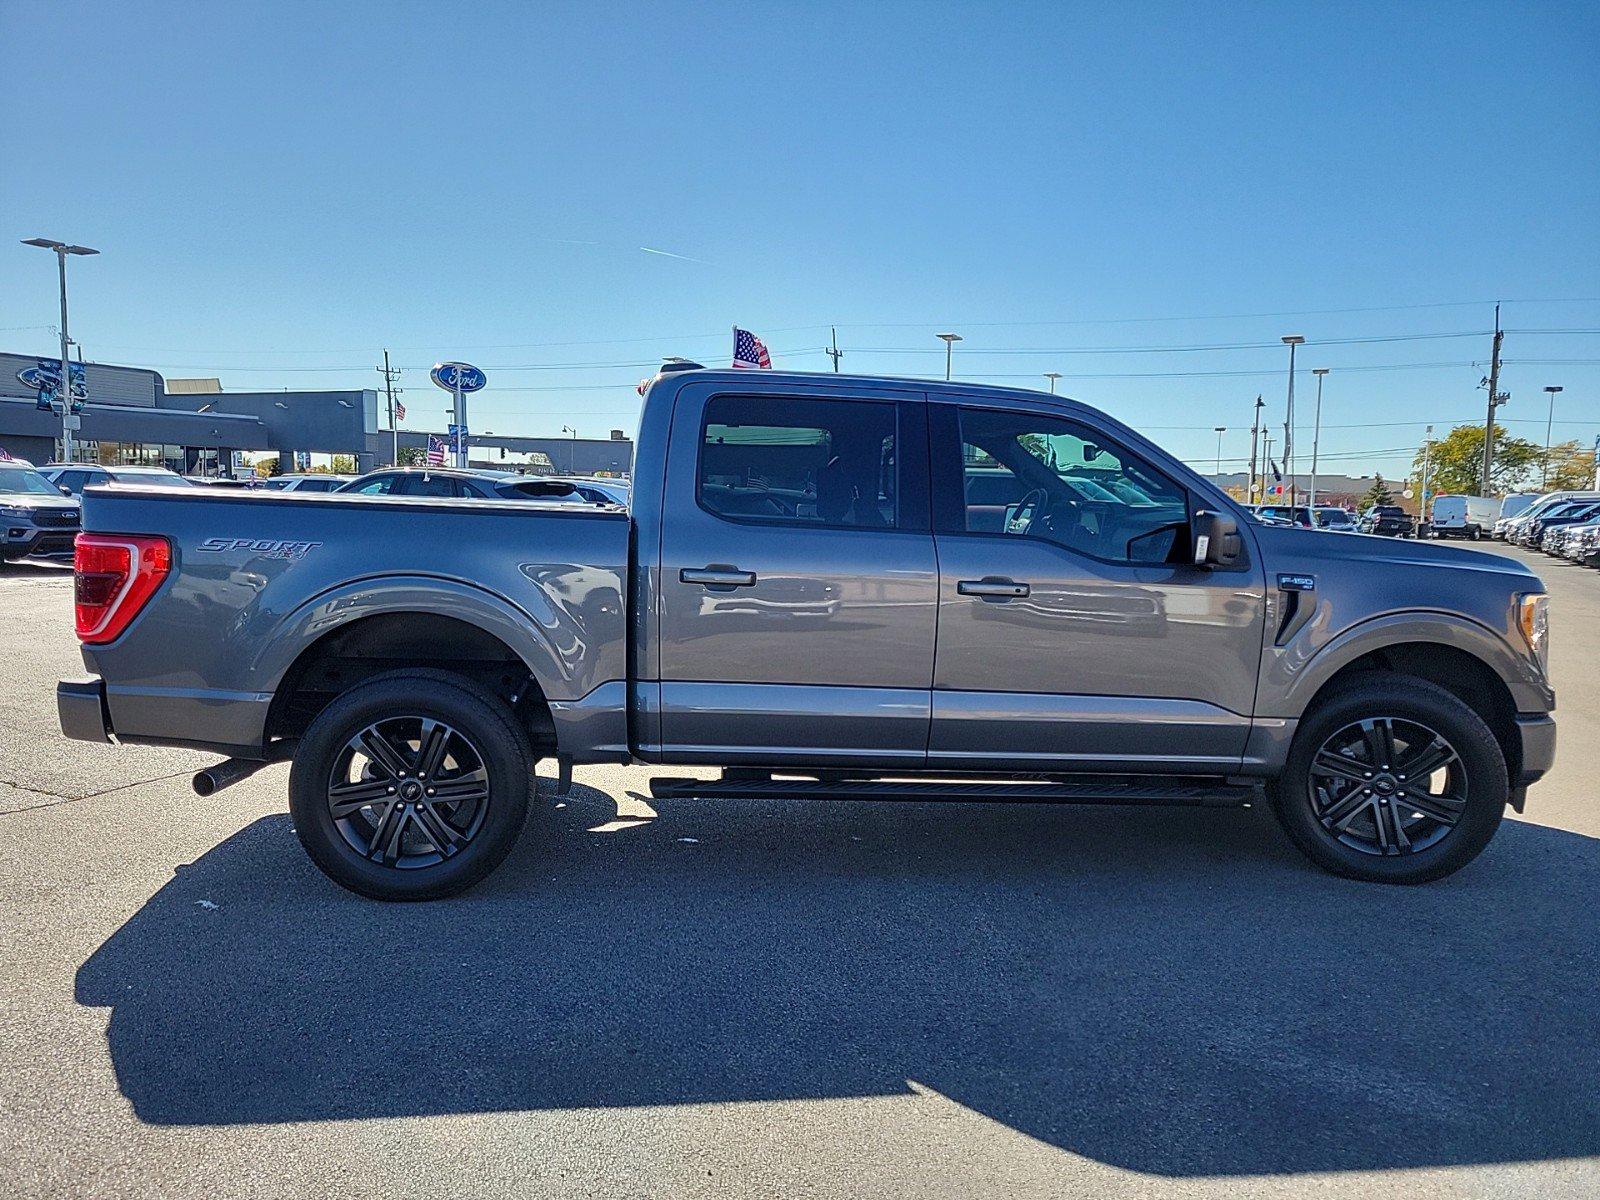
[
  {"x1": 937, "y1": 332, "x2": 962, "y2": 381},
  {"x1": 22, "y1": 237, "x2": 99, "y2": 463},
  {"x1": 562, "y1": 424, "x2": 577, "y2": 473},
  {"x1": 1281, "y1": 335, "x2": 1305, "y2": 505},
  {"x1": 1309, "y1": 367, "x2": 1329, "y2": 510},
  {"x1": 1213, "y1": 426, "x2": 1227, "y2": 478},
  {"x1": 1043, "y1": 371, "x2": 1062, "y2": 394},
  {"x1": 1543, "y1": 385, "x2": 1564, "y2": 486}
]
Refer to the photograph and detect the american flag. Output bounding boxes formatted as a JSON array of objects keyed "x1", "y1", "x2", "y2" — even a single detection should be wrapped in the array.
[
  {"x1": 426, "y1": 434, "x2": 447, "y2": 465},
  {"x1": 394, "y1": 400, "x2": 406, "y2": 421},
  {"x1": 732, "y1": 328, "x2": 771, "y2": 369}
]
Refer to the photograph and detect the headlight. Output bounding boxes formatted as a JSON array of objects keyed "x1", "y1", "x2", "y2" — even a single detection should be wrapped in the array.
[
  {"x1": 0, "y1": 504, "x2": 34, "y2": 521},
  {"x1": 1517, "y1": 593, "x2": 1549, "y2": 673}
]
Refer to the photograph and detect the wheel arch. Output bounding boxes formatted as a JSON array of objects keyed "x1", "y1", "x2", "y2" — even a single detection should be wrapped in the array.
[
  {"x1": 1293, "y1": 638, "x2": 1522, "y2": 788},
  {"x1": 259, "y1": 581, "x2": 569, "y2": 754}
]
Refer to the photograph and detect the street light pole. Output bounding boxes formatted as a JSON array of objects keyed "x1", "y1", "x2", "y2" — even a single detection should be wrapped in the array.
[
  {"x1": 1281, "y1": 335, "x2": 1305, "y2": 506},
  {"x1": 1044, "y1": 372, "x2": 1062, "y2": 394},
  {"x1": 1543, "y1": 386, "x2": 1564, "y2": 486},
  {"x1": 22, "y1": 237, "x2": 99, "y2": 463},
  {"x1": 562, "y1": 425, "x2": 577, "y2": 473},
  {"x1": 937, "y1": 333, "x2": 962, "y2": 381},
  {"x1": 1309, "y1": 367, "x2": 1329, "y2": 510},
  {"x1": 1213, "y1": 426, "x2": 1226, "y2": 478}
]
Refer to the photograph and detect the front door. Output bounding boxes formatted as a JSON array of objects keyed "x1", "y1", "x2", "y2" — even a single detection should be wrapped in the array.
[
  {"x1": 928, "y1": 400, "x2": 1266, "y2": 771},
  {"x1": 656, "y1": 388, "x2": 938, "y2": 766}
]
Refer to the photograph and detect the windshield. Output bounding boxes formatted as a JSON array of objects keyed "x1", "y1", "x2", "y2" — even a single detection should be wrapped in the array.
[{"x1": 0, "y1": 466, "x2": 61, "y2": 496}]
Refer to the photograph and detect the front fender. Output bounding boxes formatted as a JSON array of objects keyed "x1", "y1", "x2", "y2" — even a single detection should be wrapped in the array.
[{"x1": 1260, "y1": 608, "x2": 1553, "y2": 718}]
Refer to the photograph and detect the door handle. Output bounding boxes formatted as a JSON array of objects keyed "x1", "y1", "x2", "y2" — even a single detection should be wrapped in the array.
[
  {"x1": 957, "y1": 577, "x2": 1031, "y2": 599},
  {"x1": 680, "y1": 566, "x2": 757, "y2": 589}
]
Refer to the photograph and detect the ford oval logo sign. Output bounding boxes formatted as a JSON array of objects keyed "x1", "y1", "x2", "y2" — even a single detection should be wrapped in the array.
[{"x1": 430, "y1": 361, "x2": 486, "y2": 393}]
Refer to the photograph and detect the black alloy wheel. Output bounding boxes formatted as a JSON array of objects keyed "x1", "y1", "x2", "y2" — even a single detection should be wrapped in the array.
[{"x1": 1306, "y1": 717, "x2": 1466, "y2": 857}]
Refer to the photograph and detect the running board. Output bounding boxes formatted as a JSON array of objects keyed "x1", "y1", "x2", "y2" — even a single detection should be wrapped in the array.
[{"x1": 648, "y1": 773, "x2": 1261, "y2": 808}]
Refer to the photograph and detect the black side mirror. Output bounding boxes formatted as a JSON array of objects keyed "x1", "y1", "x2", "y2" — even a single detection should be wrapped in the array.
[
  {"x1": 1192, "y1": 510, "x2": 1242, "y2": 568},
  {"x1": 59, "y1": 485, "x2": 72, "y2": 496}
]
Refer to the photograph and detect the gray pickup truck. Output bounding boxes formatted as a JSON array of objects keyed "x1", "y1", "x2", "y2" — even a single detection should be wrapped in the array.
[{"x1": 59, "y1": 368, "x2": 1556, "y2": 898}]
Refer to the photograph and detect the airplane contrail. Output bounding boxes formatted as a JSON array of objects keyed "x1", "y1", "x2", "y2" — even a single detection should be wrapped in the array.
[{"x1": 639, "y1": 246, "x2": 717, "y2": 266}]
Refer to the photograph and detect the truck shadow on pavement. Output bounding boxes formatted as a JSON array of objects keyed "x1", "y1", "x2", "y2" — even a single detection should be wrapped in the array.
[{"x1": 76, "y1": 784, "x2": 1600, "y2": 1177}]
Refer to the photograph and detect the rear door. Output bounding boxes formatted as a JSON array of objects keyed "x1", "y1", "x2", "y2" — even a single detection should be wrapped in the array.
[
  {"x1": 927, "y1": 399, "x2": 1267, "y2": 771},
  {"x1": 655, "y1": 385, "x2": 937, "y2": 766}
]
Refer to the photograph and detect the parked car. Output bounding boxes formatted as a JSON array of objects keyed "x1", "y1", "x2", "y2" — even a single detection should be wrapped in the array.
[
  {"x1": 1248, "y1": 504, "x2": 1314, "y2": 528},
  {"x1": 1429, "y1": 494, "x2": 1498, "y2": 540},
  {"x1": 1493, "y1": 493, "x2": 1541, "y2": 538},
  {"x1": 1558, "y1": 521, "x2": 1600, "y2": 562},
  {"x1": 262, "y1": 474, "x2": 359, "y2": 493},
  {"x1": 1357, "y1": 504, "x2": 1415, "y2": 537},
  {"x1": 1313, "y1": 506, "x2": 1357, "y2": 532},
  {"x1": 335, "y1": 467, "x2": 616, "y2": 504},
  {"x1": 59, "y1": 367, "x2": 1555, "y2": 898},
  {"x1": 549, "y1": 476, "x2": 630, "y2": 506},
  {"x1": 0, "y1": 461, "x2": 80, "y2": 562},
  {"x1": 40, "y1": 463, "x2": 193, "y2": 496}
]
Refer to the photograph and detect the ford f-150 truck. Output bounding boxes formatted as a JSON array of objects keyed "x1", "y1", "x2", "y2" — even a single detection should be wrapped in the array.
[{"x1": 58, "y1": 368, "x2": 1556, "y2": 899}]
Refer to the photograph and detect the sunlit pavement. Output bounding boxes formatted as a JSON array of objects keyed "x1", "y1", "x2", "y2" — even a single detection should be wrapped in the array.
[{"x1": 1, "y1": 545, "x2": 1595, "y2": 1199}]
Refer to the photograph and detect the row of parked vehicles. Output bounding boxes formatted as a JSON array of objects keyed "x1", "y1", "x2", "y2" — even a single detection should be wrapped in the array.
[
  {"x1": 1243, "y1": 493, "x2": 1570, "y2": 542},
  {"x1": 1497, "y1": 490, "x2": 1600, "y2": 568},
  {"x1": 0, "y1": 458, "x2": 628, "y2": 564}
]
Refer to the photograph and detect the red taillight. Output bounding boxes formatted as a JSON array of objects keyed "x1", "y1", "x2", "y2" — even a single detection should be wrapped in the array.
[{"x1": 74, "y1": 533, "x2": 172, "y2": 644}]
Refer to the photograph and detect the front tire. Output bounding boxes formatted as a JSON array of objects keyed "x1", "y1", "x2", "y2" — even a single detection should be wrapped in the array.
[
  {"x1": 289, "y1": 673, "x2": 532, "y2": 900},
  {"x1": 1271, "y1": 675, "x2": 1507, "y2": 883}
]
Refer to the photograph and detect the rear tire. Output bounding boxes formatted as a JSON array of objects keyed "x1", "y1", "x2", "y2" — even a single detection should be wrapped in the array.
[
  {"x1": 1271, "y1": 674, "x2": 1507, "y2": 884},
  {"x1": 289, "y1": 673, "x2": 532, "y2": 900}
]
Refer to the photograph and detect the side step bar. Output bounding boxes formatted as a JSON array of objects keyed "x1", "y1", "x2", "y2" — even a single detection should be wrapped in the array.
[{"x1": 648, "y1": 773, "x2": 1262, "y2": 808}]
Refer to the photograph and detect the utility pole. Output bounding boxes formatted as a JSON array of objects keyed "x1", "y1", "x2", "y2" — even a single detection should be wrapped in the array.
[
  {"x1": 1247, "y1": 395, "x2": 1264, "y2": 502},
  {"x1": 1480, "y1": 303, "x2": 1506, "y2": 496},
  {"x1": 377, "y1": 350, "x2": 403, "y2": 465},
  {"x1": 825, "y1": 327, "x2": 843, "y2": 372},
  {"x1": 1420, "y1": 424, "x2": 1435, "y2": 529}
]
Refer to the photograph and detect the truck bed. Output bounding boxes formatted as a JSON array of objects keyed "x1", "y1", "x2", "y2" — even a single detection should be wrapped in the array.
[{"x1": 74, "y1": 486, "x2": 631, "y2": 756}]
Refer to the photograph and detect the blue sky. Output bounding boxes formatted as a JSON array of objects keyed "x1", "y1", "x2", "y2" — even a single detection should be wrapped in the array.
[{"x1": 3, "y1": 0, "x2": 1596, "y2": 476}]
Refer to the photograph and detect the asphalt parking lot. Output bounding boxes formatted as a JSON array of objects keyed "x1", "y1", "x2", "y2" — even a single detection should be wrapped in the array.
[{"x1": 1, "y1": 544, "x2": 1596, "y2": 1200}]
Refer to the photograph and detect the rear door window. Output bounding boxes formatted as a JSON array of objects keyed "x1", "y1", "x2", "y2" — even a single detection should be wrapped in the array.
[{"x1": 698, "y1": 395, "x2": 898, "y2": 529}]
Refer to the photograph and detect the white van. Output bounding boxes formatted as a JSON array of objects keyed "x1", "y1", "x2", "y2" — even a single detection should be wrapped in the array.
[{"x1": 1430, "y1": 494, "x2": 1498, "y2": 539}]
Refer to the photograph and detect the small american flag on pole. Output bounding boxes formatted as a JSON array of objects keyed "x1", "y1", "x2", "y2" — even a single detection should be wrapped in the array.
[
  {"x1": 394, "y1": 400, "x2": 406, "y2": 421},
  {"x1": 732, "y1": 327, "x2": 771, "y2": 369},
  {"x1": 426, "y1": 434, "x2": 448, "y2": 465}
]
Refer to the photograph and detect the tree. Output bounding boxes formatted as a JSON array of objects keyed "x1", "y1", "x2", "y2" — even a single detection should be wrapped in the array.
[
  {"x1": 1543, "y1": 440, "x2": 1598, "y2": 491},
  {"x1": 398, "y1": 446, "x2": 428, "y2": 466},
  {"x1": 1410, "y1": 423, "x2": 1539, "y2": 498},
  {"x1": 329, "y1": 454, "x2": 358, "y2": 474},
  {"x1": 259, "y1": 455, "x2": 283, "y2": 478},
  {"x1": 1360, "y1": 474, "x2": 1393, "y2": 509}
]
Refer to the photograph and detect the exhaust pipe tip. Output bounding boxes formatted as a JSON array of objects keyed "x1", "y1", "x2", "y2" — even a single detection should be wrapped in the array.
[{"x1": 192, "y1": 770, "x2": 220, "y2": 797}]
